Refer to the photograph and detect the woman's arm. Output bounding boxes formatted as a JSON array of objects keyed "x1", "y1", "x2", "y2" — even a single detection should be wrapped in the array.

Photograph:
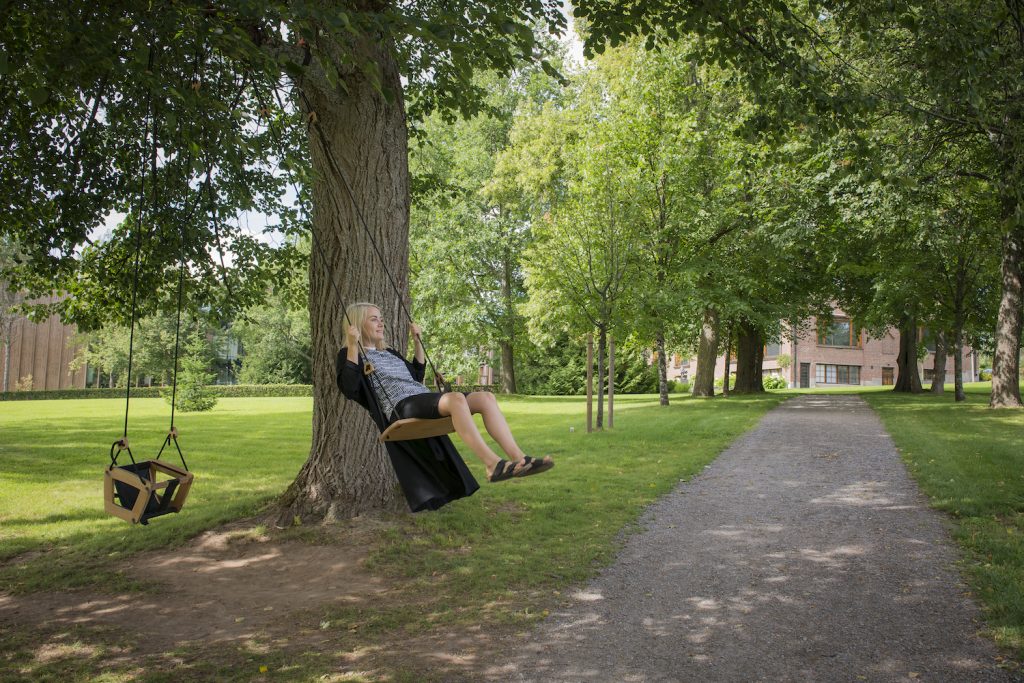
[
  {"x1": 410, "y1": 322, "x2": 425, "y2": 364},
  {"x1": 336, "y1": 347, "x2": 367, "y2": 405}
]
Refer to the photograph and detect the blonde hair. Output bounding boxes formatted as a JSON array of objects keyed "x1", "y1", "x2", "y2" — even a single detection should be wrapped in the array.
[{"x1": 345, "y1": 302, "x2": 387, "y2": 351}]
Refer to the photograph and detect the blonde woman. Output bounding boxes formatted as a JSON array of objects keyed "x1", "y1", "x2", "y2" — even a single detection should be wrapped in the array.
[{"x1": 337, "y1": 303, "x2": 553, "y2": 495}]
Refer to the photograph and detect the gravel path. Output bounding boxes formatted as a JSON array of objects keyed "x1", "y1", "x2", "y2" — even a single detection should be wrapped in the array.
[{"x1": 488, "y1": 395, "x2": 1019, "y2": 682}]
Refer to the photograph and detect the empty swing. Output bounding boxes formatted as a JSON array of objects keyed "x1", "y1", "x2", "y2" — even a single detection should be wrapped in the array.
[{"x1": 104, "y1": 96, "x2": 194, "y2": 525}]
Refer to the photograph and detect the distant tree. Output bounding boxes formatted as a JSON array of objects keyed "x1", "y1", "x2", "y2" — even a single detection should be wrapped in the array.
[{"x1": 233, "y1": 291, "x2": 312, "y2": 384}]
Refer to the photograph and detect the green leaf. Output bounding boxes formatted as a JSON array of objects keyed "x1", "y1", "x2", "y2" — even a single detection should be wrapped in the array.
[
  {"x1": 0, "y1": 52, "x2": 8, "y2": 75},
  {"x1": 28, "y1": 87, "x2": 49, "y2": 106},
  {"x1": 282, "y1": 59, "x2": 305, "y2": 80}
]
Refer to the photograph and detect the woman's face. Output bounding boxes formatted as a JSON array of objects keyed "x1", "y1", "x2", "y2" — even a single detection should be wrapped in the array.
[{"x1": 362, "y1": 307, "x2": 385, "y2": 345}]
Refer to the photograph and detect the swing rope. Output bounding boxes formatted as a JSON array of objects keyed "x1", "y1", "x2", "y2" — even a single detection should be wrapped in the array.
[
  {"x1": 114, "y1": 40, "x2": 189, "y2": 470},
  {"x1": 257, "y1": 84, "x2": 449, "y2": 427},
  {"x1": 293, "y1": 87, "x2": 451, "y2": 392},
  {"x1": 119, "y1": 45, "x2": 158, "y2": 453}
]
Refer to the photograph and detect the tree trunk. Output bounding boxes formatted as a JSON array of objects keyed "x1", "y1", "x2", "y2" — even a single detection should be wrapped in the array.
[
  {"x1": 952, "y1": 326, "x2": 966, "y2": 402},
  {"x1": 722, "y1": 322, "x2": 732, "y2": 397},
  {"x1": 990, "y1": 225, "x2": 1023, "y2": 408},
  {"x1": 692, "y1": 306, "x2": 719, "y2": 397},
  {"x1": 499, "y1": 256, "x2": 517, "y2": 394},
  {"x1": 608, "y1": 335, "x2": 614, "y2": 428},
  {"x1": 733, "y1": 320, "x2": 764, "y2": 394},
  {"x1": 2, "y1": 341, "x2": 9, "y2": 393},
  {"x1": 655, "y1": 328, "x2": 669, "y2": 406},
  {"x1": 586, "y1": 333, "x2": 593, "y2": 432},
  {"x1": 596, "y1": 327, "x2": 606, "y2": 429},
  {"x1": 499, "y1": 340, "x2": 516, "y2": 394},
  {"x1": 276, "y1": 41, "x2": 411, "y2": 524},
  {"x1": 930, "y1": 331, "x2": 946, "y2": 394},
  {"x1": 894, "y1": 314, "x2": 923, "y2": 393}
]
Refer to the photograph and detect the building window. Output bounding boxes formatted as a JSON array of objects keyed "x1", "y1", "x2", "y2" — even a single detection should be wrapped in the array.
[
  {"x1": 921, "y1": 328, "x2": 937, "y2": 353},
  {"x1": 764, "y1": 342, "x2": 781, "y2": 358},
  {"x1": 818, "y1": 320, "x2": 860, "y2": 348},
  {"x1": 923, "y1": 368, "x2": 935, "y2": 381},
  {"x1": 815, "y1": 364, "x2": 861, "y2": 385}
]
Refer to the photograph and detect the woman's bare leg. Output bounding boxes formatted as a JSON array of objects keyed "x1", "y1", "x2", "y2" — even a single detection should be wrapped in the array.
[
  {"x1": 466, "y1": 392, "x2": 526, "y2": 460},
  {"x1": 466, "y1": 392, "x2": 552, "y2": 467},
  {"x1": 438, "y1": 392, "x2": 526, "y2": 478}
]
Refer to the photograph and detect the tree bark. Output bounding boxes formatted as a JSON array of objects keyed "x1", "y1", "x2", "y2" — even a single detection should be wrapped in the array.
[
  {"x1": 276, "y1": 40, "x2": 411, "y2": 524},
  {"x1": 952, "y1": 327, "x2": 966, "y2": 403},
  {"x1": 608, "y1": 335, "x2": 614, "y2": 428},
  {"x1": 499, "y1": 255, "x2": 517, "y2": 394},
  {"x1": 655, "y1": 328, "x2": 669, "y2": 406},
  {"x1": 722, "y1": 324, "x2": 731, "y2": 397},
  {"x1": 2, "y1": 341, "x2": 9, "y2": 393},
  {"x1": 499, "y1": 340, "x2": 516, "y2": 394},
  {"x1": 596, "y1": 326, "x2": 606, "y2": 429},
  {"x1": 894, "y1": 314, "x2": 923, "y2": 393},
  {"x1": 930, "y1": 331, "x2": 946, "y2": 394},
  {"x1": 733, "y1": 319, "x2": 764, "y2": 394},
  {"x1": 692, "y1": 306, "x2": 719, "y2": 397},
  {"x1": 990, "y1": 225, "x2": 1023, "y2": 408},
  {"x1": 586, "y1": 332, "x2": 593, "y2": 433}
]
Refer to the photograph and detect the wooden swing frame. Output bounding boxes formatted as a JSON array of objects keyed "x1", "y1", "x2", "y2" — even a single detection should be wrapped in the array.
[
  {"x1": 362, "y1": 361, "x2": 457, "y2": 443},
  {"x1": 378, "y1": 416, "x2": 455, "y2": 442},
  {"x1": 104, "y1": 439, "x2": 194, "y2": 525}
]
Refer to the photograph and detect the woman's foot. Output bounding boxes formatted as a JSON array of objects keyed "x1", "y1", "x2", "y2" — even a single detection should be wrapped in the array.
[
  {"x1": 486, "y1": 457, "x2": 554, "y2": 482},
  {"x1": 520, "y1": 455, "x2": 554, "y2": 476},
  {"x1": 485, "y1": 456, "x2": 528, "y2": 483}
]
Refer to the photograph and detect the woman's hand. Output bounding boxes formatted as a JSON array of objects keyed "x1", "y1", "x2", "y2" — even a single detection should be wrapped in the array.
[
  {"x1": 409, "y1": 322, "x2": 422, "y2": 340},
  {"x1": 346, "y1": 324, "x2": 361, "y2": 347}
]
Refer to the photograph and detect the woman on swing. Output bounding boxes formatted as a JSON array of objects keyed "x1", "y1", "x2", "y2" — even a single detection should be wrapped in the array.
[{"x1": 339, "y1": 303, "x2": 554, "y2": 483}]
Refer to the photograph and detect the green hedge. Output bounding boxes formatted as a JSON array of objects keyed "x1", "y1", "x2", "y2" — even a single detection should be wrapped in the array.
[
  {"x1": 0, "y1": 384, "x2": 315, "y2": 401},
  {"x1": 0, "y1": 383, "x2": 502, "y2": 401}
]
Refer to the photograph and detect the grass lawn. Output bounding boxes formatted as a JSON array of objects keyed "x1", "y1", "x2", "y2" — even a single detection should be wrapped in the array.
[
  {"x1": 0, "y1": 392, "x2": 785, "y2": 681},
  {"x1": 860, "y1": 382, "x2": 1024, "y2": 656}
]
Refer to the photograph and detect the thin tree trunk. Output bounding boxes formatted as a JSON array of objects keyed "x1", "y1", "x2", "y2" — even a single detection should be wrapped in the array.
[
  {"x1": 596, "y1": 327, "x2": 606, "y2": 429},
  {"x1": 499, "y1": 256, "x2": 517, "y2": 394},
  {"x1": 733, "y1": 320, "x2": 764, "y2": 394},
  {"x1": 499, "y1": 340, "x2": 516, "y2": 394},
  {"x1": 608, "y1": 335, "x2": 614, "y2": 428},
  {"x1": 692, "y1": 306, "x2": 719, "y2": 397},
  {"x1": 277, "y1": 39, "x2": 410, "y2": 524},
  {"x1": 930, "y1": 331, "x2": 946, "y2": 394},
  {"x1": 722, "y1": 323, "x2": 732, "y2": 397},
  {"x1": 990, "y1": 224, "x2": 1023, "y2": 408},
  {"x1": 894, "y1": 314, "x2": 923, "y2": 393},
  {"x1": 952, "y1": 327, "x2": 966, "y2": 402},
  {"x1": 586, "y1": 333, "x2": 593, "y2": 433},
  {"x1": 2, "y1": 341, "x2": 9, "y2": 393},
  {"x1": 655, "y1": 328, "x2": 669, "y2": 406}
]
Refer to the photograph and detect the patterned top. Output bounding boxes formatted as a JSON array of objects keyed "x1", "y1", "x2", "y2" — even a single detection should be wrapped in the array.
[{"x1": 364, "y1": 348, "x2": 431, "y2": 418}]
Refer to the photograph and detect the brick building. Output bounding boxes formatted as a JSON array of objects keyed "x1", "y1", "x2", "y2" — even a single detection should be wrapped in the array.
[{"x1": 675, "y1": 309, "x2": 978, "y2": 389}]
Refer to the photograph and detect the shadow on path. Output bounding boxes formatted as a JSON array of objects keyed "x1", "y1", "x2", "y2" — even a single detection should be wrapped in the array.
[{"x1": 480, "y1": 395, "x2": 1018, "y2": 682}]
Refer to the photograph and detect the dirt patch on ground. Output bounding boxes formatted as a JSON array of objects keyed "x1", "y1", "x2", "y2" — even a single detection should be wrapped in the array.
[
  {"x1": 2, "y1": 516, "x2": 544, "y2": 679},
  {"x1": 0, "y1": 517, "x2": 530, "y2": 681},
  {"x1": 1, "y1": 520, "x2": 393, "y2": 648}
]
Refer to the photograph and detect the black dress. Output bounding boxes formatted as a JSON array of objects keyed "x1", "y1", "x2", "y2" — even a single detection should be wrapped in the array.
[{"x1": 336, "y1": 347, "x2": 479, "y2": 512}]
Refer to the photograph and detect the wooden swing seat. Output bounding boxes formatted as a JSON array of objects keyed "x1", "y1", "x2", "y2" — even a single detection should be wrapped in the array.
[
  {"x1": 104, "y1": 459, "x2": 194, "y2": 525},
  {"x1": 378, "y1": 416, "x2": 455, "y2": 442}
]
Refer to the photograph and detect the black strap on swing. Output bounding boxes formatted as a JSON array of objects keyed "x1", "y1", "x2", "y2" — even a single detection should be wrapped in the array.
[{"x1": 258, "y1": 84, "x2": 455, "y2": 442}]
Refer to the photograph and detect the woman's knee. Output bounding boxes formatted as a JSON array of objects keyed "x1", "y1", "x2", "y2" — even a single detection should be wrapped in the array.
[
  {"x1": 468, "y1": 391, "x2": 497, "y2": 412},
  {"x1": 440, "y1": 391, "x2": 469, "y2": 414}
]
